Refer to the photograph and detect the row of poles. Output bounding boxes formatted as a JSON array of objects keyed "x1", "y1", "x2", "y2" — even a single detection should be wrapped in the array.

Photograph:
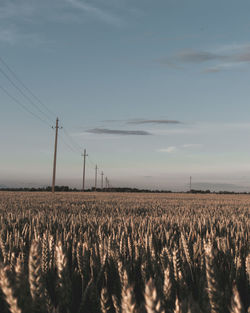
[
  {"x1": 52, "y1": 117, "x2": 110, "y2": 193},
  {"x1": 0, "y1": 56, "x2": 111, "y2": 193},
  {"x1": 1, "y1": 56, "x2": 195, "y2": 194},
  {"x1": 82, "y1": 150, "x2": 109, "y2": 191}
]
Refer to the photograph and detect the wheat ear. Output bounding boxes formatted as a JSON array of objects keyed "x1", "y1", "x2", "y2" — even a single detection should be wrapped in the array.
[
  {"x1": 55, "y1": 241, "x2": 71, "y2": 312},
  {"x1": 0, "y1": 265, "x2": 22, "y2": 313},
  {"x1": 163, "y1": 265, "x2": 172, "y2": 301},
  {"x1": 28, "y1": 240, "x2": 44, "y2": 303},
  {"x1": 204, "y1": 242, "x2": 220, "y2": 313},
  {"x1": 230, "y1": 282, "x2": 243, "y2": 313},
  {"x1": 144, "y1": 278, "x2": 163, "y2": 313},
  {"x1": 100, "y1": 286, "x2": 111, "y2": 313},
  {"x1": 122, "y1": 285, "x2": 137, "y2": 313},
  {"x1": 174, "y1": 296, "x2": 182, "y2": 313}
]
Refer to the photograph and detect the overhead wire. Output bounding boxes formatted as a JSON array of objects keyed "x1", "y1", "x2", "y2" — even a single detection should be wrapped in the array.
[
  {"x1": 87, "y1": 155, "x2": 98, "y2": 170},
  {"x1": 61, "y1": 128, "x2": 82, "y2": 154},
  {"x1": 0, "y1": 66, "x2": 54, "y2": 125},
  {"x1": 61, "y1": 126, "x2": 107, "y2": 175},
  {"x1": 0, "y1": 83, "x2": 52, "y2": 127},
  {"x1": 0, "y1": 56, "x2": 57, "y2": 119},
  {"x1": 0, "y1": 56, "x2": 82, "y2": 157},
  {"x1": 58, "y1": 133, "x2": 82, "y2": 155},
  {"x1": 0, "y1": 56, "x2": 112, "y2": 188},
  {"x1": 61, "y1": 125, "x2": 109, "y2": 182}
]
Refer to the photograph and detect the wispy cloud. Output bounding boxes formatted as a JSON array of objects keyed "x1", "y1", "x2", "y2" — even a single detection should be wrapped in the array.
[
  {"x1": 157, "y1": 50, "x2": 226, "y2": 66},
  {"x1": 158, "y1": 44, "x2": 250, "y2": 72},
  {"x1": 86, "y1": 128, "x2": 152, "y2": 136},
  {"x1": 0, "y1": 27, "x2": 47, "y2": 46},
  {"x1": 182, "y1": 144, "x2": 203, "y2": 148},
  {"x1": 65, "y1": 0, "x2": 122, "y2": 26},
  {"x1": 203, "y1": 62, "x2": 246, "y2": 73},
  {"x1": 158, "y1": 143, "x2": 202, "y2": 153},
  {"x1": 127, "y1": 119, "x2": 181, "y2": 125},
  {"x1": 0, "y1": 0, "x2": 130, "y2": 46},
  {"x1": 175, "y1": 50, "x2": 226, "y2": 63},
  {"x1": 101, "y1": 118, "x2": 182, "y2": 125},
  {"x1": 0, "y1": 0, "x2": 122, "y2": 25},
  {"x1": 158, "y1": 146, "x2": 177, "y2": 153}
]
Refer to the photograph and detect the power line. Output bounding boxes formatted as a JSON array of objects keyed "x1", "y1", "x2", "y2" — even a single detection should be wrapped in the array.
[
  {"x1": 62, "y1": 128, "x2": 82, "y2": 154},
  {"x1": 0, "y1": 56, "x2": 87, "y2": 158},
  {"x1": 0, "y1": 81, "x2": 112, "y2": 187},
  {"x1": 0, "y1": 56, "x2": 56, "y2": 119},
  {"x1": 87, "y1": 156, "x2": 97, "y2": 170},
  {"x1": 0, "y1": 65, "x2": 53, "y2": 124},
  {"x1": 59, "y1": 133, "x2": 81, "y2": 155},
  {"x1": 61, "y1": 126, "x2": 109, "y2": 183},
  {"x1": 0, "y1": 57, "x2": 113, "y2": 189},
  {"x1": 0, "y1": 83, "x2": 51, "y2": 127}
]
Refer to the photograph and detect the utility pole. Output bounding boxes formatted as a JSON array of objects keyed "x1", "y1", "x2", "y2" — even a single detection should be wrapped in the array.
[
  {"x1": 95, "y1": 165, "x2": 98, "y2": 191},
  {"x1": 190, "y1": 176, "x2": 192, "y2": 192},
  {"x1": 52, "y1": 117, "x2": 61, "y2": 193},
  {"x1": 82, "y1": 149, "x2": 88, "y2": 191},
  {"x1": 101, "y1": 171, "x2": 104, "y2": 189}
]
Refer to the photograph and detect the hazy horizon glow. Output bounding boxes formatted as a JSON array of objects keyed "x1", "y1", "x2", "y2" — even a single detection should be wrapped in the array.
[{"x1": 1, "y1": 0, "x2": 250, "y2": 191}]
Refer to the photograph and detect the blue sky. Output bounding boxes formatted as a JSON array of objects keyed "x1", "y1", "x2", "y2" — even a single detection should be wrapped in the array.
[{"x1": 1, "y1": 0, "x2": 250, "y2": 190}]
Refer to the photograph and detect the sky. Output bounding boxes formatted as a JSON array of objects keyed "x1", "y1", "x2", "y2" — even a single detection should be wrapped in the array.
[{"x1": 1, "y1": 0, "x2": 250, "y2": 191}]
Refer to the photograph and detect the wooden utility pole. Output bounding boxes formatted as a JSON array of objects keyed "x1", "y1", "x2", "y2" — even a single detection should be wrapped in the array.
[
  {"x1": 105, "y1": 176, "x2": 109, "y2": 189},
  {"x1": 190, "y1": 176, "x2": 192, "y2": 191},
  {"x1": 82, "y1": 149, "x2": 88, "y2": 191},
  {"x1": 52, "y1": 117, "x2": 61, "y2": 193},
  {"x1": 95, "y1": 165, "x2": 98, "y2": 190},
  {"x1": 101, "y1": 171, "x2": 104, "y2": 189}
]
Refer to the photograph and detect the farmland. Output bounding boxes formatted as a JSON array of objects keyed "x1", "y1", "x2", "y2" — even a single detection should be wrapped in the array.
[{"x1": 0, "y1": 191, "x2": 249, "y2": 313}]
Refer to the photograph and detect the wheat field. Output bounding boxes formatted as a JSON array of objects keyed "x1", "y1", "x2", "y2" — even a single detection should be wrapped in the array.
[{"x1": 0, "y1": 191, "x2": 249, "y2": 313}]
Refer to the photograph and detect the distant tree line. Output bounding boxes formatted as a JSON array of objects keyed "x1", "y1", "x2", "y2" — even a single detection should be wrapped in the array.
[
  {"x1": 0, "y1": 186, "x2": 172, "y2": 193},
  {"x1": 0, "y1": 186, "x2": 249, "y2": 194},
  {"x1": 0, "y1": 186, "x2": 77, "y2": 192}
]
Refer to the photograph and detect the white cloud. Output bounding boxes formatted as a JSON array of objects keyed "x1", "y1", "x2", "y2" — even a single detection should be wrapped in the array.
[
  {"x1": 182, "y1": 144, "x2": 203, "y2": 148},
  {"x1": 65, "y1": 0, "x2": 122, "y2": 25},
  {"x1": 214, "y1": 43, "x2": 250, "y2": 54},
  {"x1": 158, "y1": 146, "x2": 177, "y2": 153},
  {"x1": 158, "y1": 143, "x2": 202, "y2": 154},
  {"x1": 0, "y1": 0, "x2": 129, "y2": 43},
  {"x1": 204, "y1": 62, "x2": 246, "y2": 73},
  {"x1": 0, "y1": 27, "x2": 47, "y2": 46},
  {"x1": 0, "y1": 0, "x2": 128, "y2": 47}
]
